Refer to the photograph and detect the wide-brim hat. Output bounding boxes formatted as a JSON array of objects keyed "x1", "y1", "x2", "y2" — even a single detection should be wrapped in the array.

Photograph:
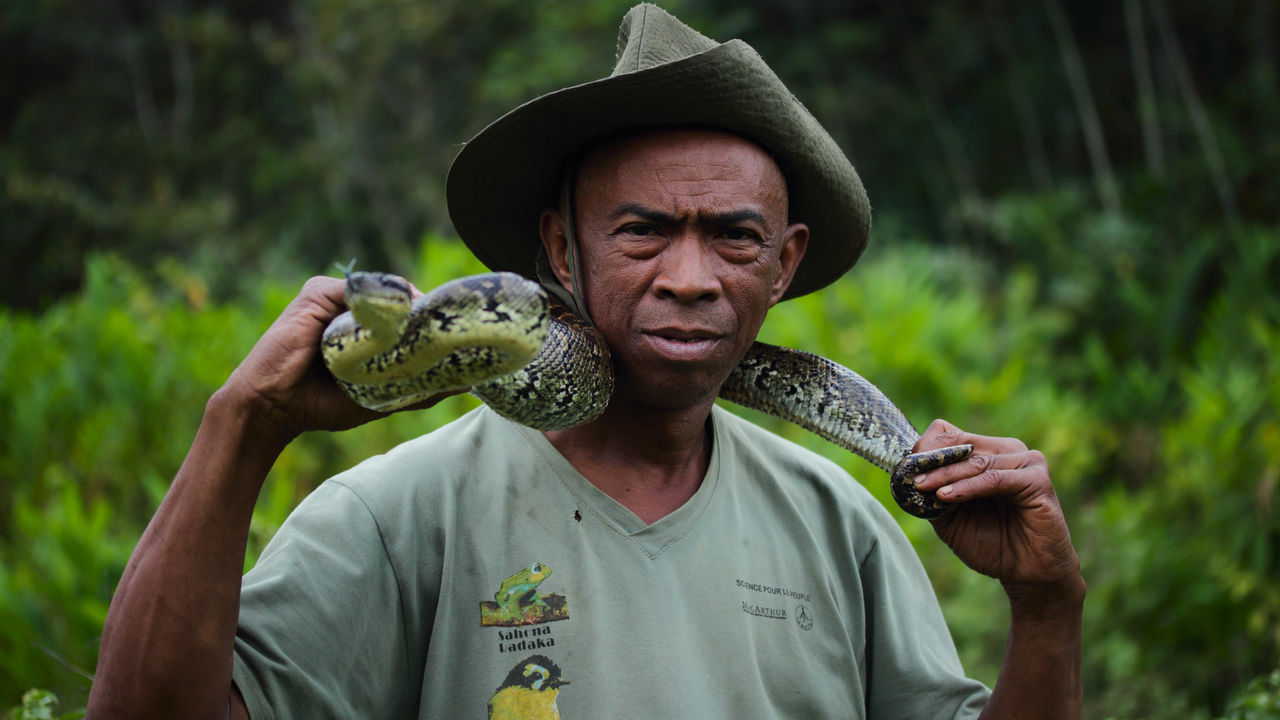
[{"x1": 446, "y1": 3, "x2": 870, "y2": 300}]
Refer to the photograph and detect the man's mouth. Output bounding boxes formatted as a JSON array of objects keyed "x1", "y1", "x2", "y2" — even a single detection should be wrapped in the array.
[{"x1": 642, "y1": 328, "x2": 723, "y2": 361}]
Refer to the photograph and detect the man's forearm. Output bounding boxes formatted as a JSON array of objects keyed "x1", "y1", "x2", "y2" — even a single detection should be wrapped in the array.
[
  {"x1": 88, "y1": 388, "x2": 287, "y2": 719},
  {"x1": 980, "y1": 576, "x2": 1086, "y2": 720}
]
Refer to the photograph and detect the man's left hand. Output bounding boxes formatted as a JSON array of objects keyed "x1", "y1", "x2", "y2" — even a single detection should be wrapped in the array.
[{"x1": 911, "y1": 419, "x2": 1083, "y2": 598}]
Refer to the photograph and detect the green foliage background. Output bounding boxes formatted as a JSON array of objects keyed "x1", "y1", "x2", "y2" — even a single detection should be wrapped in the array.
[{"x1": 3, "y1": 0, "x2": 1279, "y2": 717}]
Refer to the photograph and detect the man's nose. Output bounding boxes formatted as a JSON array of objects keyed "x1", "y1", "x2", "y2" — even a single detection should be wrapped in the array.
[{"x1": 651, "y1": 235, "x2": 722, "y2": 303}]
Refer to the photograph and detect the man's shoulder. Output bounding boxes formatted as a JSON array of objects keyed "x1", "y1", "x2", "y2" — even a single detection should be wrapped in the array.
[
  {"x1": 711, "y1": 405, "x2": 886, "y2": 515},
  {"x1": 328, "y1": 406, "x2": 531, "y2": 504},
  {"x1": 360, "y1": 403, "x2": 519, "y2": 459}
]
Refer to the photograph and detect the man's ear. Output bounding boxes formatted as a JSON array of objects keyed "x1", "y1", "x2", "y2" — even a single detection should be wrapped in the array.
[
  {"x1": 769, "y1": 223, "x2": 809, "y2": 306},
  {"x1": 539, "y1": 209, "x2": 574, "y2": 291}
]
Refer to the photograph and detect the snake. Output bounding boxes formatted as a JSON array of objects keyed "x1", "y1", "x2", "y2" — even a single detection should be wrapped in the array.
[{"x1": 321, "y1": 271, "x2": 973, "y2": 519}]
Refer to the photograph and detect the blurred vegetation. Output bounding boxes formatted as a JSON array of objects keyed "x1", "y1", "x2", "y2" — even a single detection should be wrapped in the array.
[
  {"x1": 6, "y1": 688, "x2": 83, "y2": 720},
  {"x1": 2, "y1": 0, "x2": 1278, "y2": 717}
]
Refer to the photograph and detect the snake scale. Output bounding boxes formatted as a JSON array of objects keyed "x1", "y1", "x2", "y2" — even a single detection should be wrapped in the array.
[{"x1": 321, "y1": 271, "x2": 972, "y2": 519}]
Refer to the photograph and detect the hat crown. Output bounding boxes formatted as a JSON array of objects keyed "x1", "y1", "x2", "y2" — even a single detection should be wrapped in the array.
[
  {"x1": 613, "y1": 3, "x2": 719, "y2": 76},
  {"x1": 447, "y1": 3, "x2": 871, "y2": 300}
]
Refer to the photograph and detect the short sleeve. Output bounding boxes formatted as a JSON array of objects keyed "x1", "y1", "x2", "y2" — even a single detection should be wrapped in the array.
[
  {"x1": 232, "y1": 480, "x2": 414, "y2": 720},
  {"x1": 859, "y1": 503, "x2": 991, "y2": 719}
]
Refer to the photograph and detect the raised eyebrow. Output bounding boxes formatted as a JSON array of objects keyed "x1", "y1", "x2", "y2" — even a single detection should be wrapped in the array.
[
  {"x1": 608, "y1": 203, "x2": 770, "y2": 231},
  {"x1": 608, "y1": 202, "x2": 674, "y2": 223},
  {"x1": 706, "y1": 209, "x2": 769, "y2": 230}
]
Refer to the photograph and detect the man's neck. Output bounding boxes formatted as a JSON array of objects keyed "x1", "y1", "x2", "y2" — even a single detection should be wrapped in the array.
[{"x1": 542, "y1": 397, "x2": 715, "y2": 525}]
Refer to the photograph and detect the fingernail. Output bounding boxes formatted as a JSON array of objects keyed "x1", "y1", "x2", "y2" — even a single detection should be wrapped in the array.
[
  {"x1": 938, "y1": 485, "x2": 954, "y2": 497},
  {"x1": 912, "y1": 474, "x2": 927, "y2": 488}
]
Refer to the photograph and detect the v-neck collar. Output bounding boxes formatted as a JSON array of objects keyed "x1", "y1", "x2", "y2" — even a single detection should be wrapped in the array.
[{"x1": 508, "y1": 409, "x2": 725, "y2": 559}]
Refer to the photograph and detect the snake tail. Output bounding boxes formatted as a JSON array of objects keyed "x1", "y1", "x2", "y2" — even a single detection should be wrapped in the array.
[
  {"x1": 889, "y1": 444, "x2": 975, "y2": 519},
  {"x1": 721, "y1": 342, "x2": 971, "y2": 519},
  {"x1": 721, "y1": 342, "x2": 921, "y2": 470}
]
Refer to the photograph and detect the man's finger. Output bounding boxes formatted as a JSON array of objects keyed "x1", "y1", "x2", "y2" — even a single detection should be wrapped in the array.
[
  {"x1": 915, "y1": 419, "x2": 1030, "y2": 455},
  {"x1": 913, "y1": 451, "x2": 997, "y2": 490},
  {"x1": 920, "y1": 450, "x2": 1050, "y2": 503}
]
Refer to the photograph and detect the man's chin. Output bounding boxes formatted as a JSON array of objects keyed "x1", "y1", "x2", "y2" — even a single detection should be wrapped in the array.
[{"x1": 609, "y1": 368, "x2": 729, "y2": 414}]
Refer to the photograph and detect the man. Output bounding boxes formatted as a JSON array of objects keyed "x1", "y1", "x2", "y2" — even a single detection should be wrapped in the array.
[{"x1": 88, "y1": 5, "x2": 1083, "y2": 719}]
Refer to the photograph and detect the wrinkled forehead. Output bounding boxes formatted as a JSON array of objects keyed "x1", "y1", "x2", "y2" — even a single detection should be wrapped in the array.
[{"x1": 569, "y1": 126, "x2": 791, "y2": 217}]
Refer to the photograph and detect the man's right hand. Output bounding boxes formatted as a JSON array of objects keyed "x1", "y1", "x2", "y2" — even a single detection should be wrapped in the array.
[
  {"x1": 222, "y1": 276, "x2": 386, "y2": 445},
  {"x1": 221, "y1": 275, "x2": 453, "y2": 449}
]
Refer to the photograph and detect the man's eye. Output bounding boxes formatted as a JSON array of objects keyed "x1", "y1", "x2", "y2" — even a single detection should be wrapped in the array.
[
  {"x1": 616, "y1": 225, "x2": 665, "y2": 259},
  {"x1": 721, "y1": 228, "x2": 759, "y2": 243},
  {"x1": 623, "y1": 224, "x2": 657, "y2": 237}
]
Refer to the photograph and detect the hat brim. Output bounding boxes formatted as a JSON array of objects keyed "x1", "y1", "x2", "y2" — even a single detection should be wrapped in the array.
[{"x1": 446, "y1": 40, "x2": 870, "y2": 300}]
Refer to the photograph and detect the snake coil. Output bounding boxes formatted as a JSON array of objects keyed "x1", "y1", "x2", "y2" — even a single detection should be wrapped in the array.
[{"x1": 321, "y1": 271, "x2": 971, "y2": 519}]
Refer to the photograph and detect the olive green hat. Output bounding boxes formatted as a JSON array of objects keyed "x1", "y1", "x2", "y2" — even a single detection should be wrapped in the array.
[{"x1": 446, "y1": 3, "x2": 870, "y2": 300}]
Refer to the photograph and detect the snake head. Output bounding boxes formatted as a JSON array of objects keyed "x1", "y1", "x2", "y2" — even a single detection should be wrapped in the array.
[{"x1": 344, "y1": 271, "x2": 414, "y2": 342}]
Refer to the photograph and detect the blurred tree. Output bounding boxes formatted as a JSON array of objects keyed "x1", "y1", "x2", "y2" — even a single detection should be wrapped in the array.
[
  {"x1": 4, "y1": 0, "x2": 1277, "y2": 310},
  {"x1": 0, "y1": 0, "x2": 649, "y2": 308},
  {"x1": 2, "y1": 1, "x2": 293, "y2": 307}
]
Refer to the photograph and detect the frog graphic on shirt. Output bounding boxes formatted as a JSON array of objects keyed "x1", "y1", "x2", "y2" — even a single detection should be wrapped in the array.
[
  {"x1": 480, "y1": 562, "x2": 570, "y2": 627},
  {"x1": 496, "y1": 562, "x2": 552, "y2": 615}
]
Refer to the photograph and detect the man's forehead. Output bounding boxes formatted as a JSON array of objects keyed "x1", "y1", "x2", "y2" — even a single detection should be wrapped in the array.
[
  {"x1": 573, "y1": 126, "x2": 790, "y2": 213},
  {"x1": 579, "y1": 126, "x2": 782, "y2": 176}
]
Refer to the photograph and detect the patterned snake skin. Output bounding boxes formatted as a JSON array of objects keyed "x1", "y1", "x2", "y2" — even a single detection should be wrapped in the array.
[{"x1": 322, "y1": 272, "x2": 971, "y2": 518}]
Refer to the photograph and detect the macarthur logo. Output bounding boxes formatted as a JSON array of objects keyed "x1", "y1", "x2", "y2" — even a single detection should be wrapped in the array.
[
  {"x1": 742, "y1": 600, "x2": 788, "y2": 620},
  {"x1": 737, "y1": 578, "x2": 815, "y2": 629}
]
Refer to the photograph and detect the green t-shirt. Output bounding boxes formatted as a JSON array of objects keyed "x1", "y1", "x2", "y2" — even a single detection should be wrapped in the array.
[{"x1": 233, "y1": 406, "x2": 989, "y2": 719}]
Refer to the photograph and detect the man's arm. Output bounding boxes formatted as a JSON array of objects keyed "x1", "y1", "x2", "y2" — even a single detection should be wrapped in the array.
[
  {"x1": 912, "y1": 420, "x2": 1086, "y2": 720},
  {"x1": 86, "y1": 277, "x2": 442, "y2": 720}
]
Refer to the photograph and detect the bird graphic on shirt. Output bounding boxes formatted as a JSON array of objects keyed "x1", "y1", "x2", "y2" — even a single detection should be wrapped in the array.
[{"x1": 487, "y1": 654, "x2": 570, "y2": 720}]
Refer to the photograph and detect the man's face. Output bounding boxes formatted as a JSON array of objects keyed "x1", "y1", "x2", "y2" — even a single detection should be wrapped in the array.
[{"x1": 542, "y1": 127, "x2": 808, "y2": 410}]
